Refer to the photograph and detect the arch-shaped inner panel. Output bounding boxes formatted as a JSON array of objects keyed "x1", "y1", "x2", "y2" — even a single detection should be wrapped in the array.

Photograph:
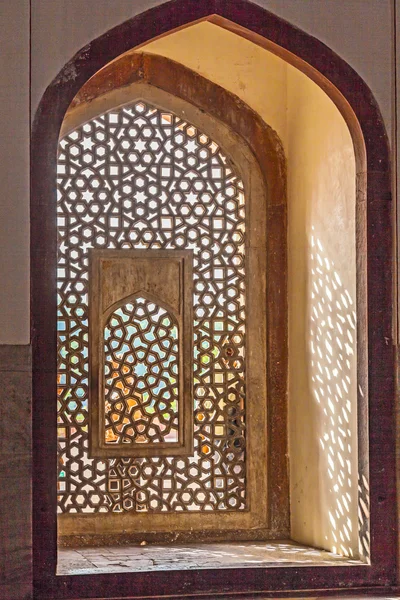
[{"x1": 104, "y1": 295, "x2": 180, "y2": 446}]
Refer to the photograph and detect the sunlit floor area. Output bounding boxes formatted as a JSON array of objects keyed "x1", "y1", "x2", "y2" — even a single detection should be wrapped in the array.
[{"x1": 57, "y1": 540, "x2": 364, "y2": 575}]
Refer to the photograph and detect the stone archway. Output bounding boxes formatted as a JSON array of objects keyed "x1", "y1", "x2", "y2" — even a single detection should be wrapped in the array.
[{"x1": 31, "y1": 2, "x2": 396, "y2": 597}]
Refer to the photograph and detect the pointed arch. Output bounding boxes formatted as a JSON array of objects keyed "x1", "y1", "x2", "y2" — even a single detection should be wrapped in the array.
[
  {"x1": 56, "y1": 57, "x2": 288, "y2": 545},
  {"x1": 31, "y1": 1, "x2": 396, "y2": 597},
  {"x1": 103, "y1": 293, "x2": 180, "y2": 447}
]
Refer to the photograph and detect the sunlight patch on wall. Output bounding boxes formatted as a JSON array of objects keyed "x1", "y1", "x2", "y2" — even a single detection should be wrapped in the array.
[{"x1": 309, "y1": 229, "x2": 366, "y2": 558}]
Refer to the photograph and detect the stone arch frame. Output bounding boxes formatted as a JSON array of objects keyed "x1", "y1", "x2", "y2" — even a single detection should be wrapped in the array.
[
  {"x1": 31, "y1": 1, "x2": 396, "y2": 598},
  {"x1": 55, "y1": 57, "x2": 289, "y2": 544}
]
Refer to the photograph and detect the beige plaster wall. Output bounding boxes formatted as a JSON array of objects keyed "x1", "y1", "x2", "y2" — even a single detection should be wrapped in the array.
[
  {"x1": 139, "y1": 22, "x2": 358, "y2": 555},
  {"x1": 286, "y1": 66, "x2": 358, "y2": 555},
  {"x1": 0, "y1": 4, "x2": 390, "y2": 595}
]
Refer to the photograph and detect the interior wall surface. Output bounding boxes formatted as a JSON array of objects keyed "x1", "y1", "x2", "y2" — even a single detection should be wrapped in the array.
[
  {"x1": 0, "y1": 0, "x2": 30, "y2": 344},
  {"x1": 0, "y1": 3, "x2": 31, "y2": 595},
  {"x1": 138, "y1": 21, "x2": 288, "y2": 149},
  {"x1": 286, "y1": 65, "x2": 358, "y2": 555},
  {"x1": 139, "y1": 20, "x2": 358, "y2": 556}
]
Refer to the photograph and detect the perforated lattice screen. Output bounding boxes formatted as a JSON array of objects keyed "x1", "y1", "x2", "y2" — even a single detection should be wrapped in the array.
[
  {"x1": 57, "y1": 100, "x2": 246, "y2": 513},
  {"x1": 104, "y1": 297, "x2": 180, "y2": 446}
]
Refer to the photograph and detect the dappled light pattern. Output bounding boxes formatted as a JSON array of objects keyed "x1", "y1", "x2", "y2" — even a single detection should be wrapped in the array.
[
  {"x1": 57, "y1": 100, "x2": 246, "y2": 513},
  {"x1": 309, "y1": 232, "x2": 366, "y2": 557},
  {"x1": 104, "y1": 297, "x2": 179, "y2": 445}
]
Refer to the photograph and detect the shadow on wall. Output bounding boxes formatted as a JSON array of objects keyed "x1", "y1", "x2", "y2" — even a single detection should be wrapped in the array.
[{"x1": 309, "y1": 229, "x2": 369, "y2": 559}]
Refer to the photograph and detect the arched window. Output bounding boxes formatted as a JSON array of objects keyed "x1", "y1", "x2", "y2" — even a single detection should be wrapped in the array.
[
  {"x1": 31, "y1": 3, "x2": 396, "y2": 597},
  {"x1": 56, "y1": 63, "x2": 288, "y2": 539}
]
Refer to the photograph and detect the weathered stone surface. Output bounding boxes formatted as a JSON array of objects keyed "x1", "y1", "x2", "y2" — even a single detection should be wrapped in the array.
[{"x1": 0, "y1": 345, "x2": 32, "y2": 599}]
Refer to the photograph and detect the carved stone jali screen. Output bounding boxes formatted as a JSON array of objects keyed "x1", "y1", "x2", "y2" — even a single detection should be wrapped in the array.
[
  {"x1": 89, "y1": 250, "x2": 193, "y2": 458},
  {"x1": 57, "y1": 95, "x2": 269, "y2": 537}
]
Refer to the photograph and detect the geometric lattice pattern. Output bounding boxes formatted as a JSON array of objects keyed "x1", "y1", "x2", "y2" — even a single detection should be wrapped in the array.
[
  {"x1": 104, "y1": 297, "x2": 179, "y2": 445},
  {"x1": 57, "y1": 100, "x2": 246, "y2": 513}
]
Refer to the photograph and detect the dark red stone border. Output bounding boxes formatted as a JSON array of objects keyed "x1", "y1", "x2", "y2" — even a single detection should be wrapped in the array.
[{"x1": 31, "y1": 0, "x2": 397, "y2": 598}]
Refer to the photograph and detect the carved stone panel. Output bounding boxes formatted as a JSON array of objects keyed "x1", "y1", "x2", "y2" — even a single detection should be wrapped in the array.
[
  {"x1": 89, "y1": 249, "x2": 193, "y2": 457},
  {"x1": 56, "y1": 91, "x2": 271, "y2": 537}
]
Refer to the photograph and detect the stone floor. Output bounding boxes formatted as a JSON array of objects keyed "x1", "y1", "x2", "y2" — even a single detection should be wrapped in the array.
[{"x1": 57, "y1": 540, "x2": 364, "y2": 575}]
